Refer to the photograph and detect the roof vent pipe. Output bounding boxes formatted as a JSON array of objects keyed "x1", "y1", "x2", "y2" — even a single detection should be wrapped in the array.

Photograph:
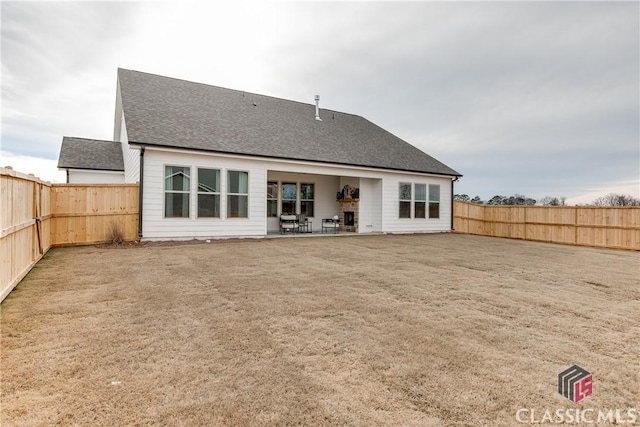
[{"x1": 314, "y1": 95, "x2": 322, "y2": 121}]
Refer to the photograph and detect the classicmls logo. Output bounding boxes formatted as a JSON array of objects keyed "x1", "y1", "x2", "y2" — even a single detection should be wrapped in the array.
[
  {"x1": 558, "y1": 365, "x2": 592, "y2": 403},
  {"x1": 516, "y1": 366, "x2": 637, "y2": 424}
]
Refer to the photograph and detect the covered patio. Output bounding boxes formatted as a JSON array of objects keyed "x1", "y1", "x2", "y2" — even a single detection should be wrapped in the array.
[{"x1": 266, "y1": 170, "x2": 382, "y2": 235}]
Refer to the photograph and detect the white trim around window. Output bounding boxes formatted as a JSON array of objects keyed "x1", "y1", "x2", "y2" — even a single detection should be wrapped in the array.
[
  {"x1": 399, "y1": 182, "x2": 439, "y2": 220},
  {"x1": 281, "y1": 182, "x2": 297, "y2": 215},
  {"x1": 300, "y1": 183, "x2": 315, "y2": 218},
  {"x1": 164, "y1": 164, "x2": 191, "y2": 219},
  {"x1": 429, "y1": 184, "x2": 440, "y2": 219},
  {"x1": 197, "y1": 167, "x2": 221, "y2": 218},
  {"x1": 267, "y1": 181, "x2": 278, "y2": 218},
  {"x1": 227, "y1": 170, "x2": 249, "y2": 218},
  {"x1": 415, "y1": 183, "x2": 426, "y2": 219},
  {"x1": 399, "y1": 182, "x2": 412, "y2": 219}
]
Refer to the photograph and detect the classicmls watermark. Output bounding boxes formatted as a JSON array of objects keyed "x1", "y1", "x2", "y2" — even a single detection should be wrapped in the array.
[
  {"x1": 515, "y1": 408, "x2": 638, "y2": 424},
  {"x1": 515, "y1": 365, "x2": 638, "y2": 424},
  {"x1": 558, "y1": 365, "x2": 593, "y2": 403}
]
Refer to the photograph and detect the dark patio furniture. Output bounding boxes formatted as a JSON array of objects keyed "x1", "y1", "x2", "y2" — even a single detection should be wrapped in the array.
[
  {"x1": 322, "y1": 216, "x2": 339, "y2": 234},
  {"x1": 298, "y1": 214, "x2": 312, "y2": 233},
  {"x1": 279, "y1": 214, "x2": 299, "y2": 234}
]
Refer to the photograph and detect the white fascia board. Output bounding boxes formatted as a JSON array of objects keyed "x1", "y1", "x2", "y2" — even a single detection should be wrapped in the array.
[{"x1": 67, "y1": 168, "x2": 124, "y2": 174}]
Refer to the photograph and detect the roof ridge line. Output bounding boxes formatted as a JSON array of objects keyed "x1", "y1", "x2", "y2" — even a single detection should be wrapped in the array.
[{"x1": 117, "y1": 68, "x2": 364, "y2": 119}]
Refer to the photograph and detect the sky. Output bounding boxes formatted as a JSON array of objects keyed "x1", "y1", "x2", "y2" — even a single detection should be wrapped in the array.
[{"x1": 1, "y1": 1, "x2": 638, "y2": 204}]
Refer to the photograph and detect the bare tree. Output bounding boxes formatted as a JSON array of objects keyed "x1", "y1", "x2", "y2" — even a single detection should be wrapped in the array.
[
  {"x1": 539, "y1": 196, "x2": 567, "y2": 206},
  {"x1": 454, "y1": 194, "x2": 486, "y2": 204},
  {"x1": 487, "y1": 194, "x2": 536, "y2": 205},
  {"x1": 487, "y1": 195, "x2": 505, "y2": 205},
  {"x1": 591, "y1": 193, "x2": 640, "y2": 206}
]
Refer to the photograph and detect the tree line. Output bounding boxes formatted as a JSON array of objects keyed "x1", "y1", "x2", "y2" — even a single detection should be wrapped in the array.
[{"x1": 454, "y1": 193, "x2": 640, "y2": 206}]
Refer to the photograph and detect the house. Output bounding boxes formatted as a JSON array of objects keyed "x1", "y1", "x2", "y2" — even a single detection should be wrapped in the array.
[
  {"x1": 57, "y1": 137, "x2": 125, "y2": 183},
  {"x1": 60, "y1": 69, "x2": 461, "y2": 239}
]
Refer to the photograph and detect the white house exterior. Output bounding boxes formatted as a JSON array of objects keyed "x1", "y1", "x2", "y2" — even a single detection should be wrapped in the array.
[
  {"x1": 64, "y1": 169, "x2": 125, "y2": 184},
  {"x1": 58, "y1": 137, "x2": 125, "y2": 183},
  {"x1": 62, "y1": 69, "x2": 461, "y2": 240}
]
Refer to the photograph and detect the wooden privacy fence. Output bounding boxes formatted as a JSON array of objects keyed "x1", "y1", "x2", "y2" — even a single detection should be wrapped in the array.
[
  {"x1": 51, "y1": 184, "x2": 138, "y2": 245},
  {"x1": 453, "y1": 200, "x2": 640, "y2": 250},
  {"x1": 1, "y1": 168, "x2": 52, "y2": 302},
  {"x1": 1, "y1": 167, "x2": 138, "y2": 302}
]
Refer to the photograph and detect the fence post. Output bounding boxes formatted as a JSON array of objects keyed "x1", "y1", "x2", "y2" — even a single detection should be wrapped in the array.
[
  {"x1": 574, "y1": 206, "x2": 578, "y2": 245},
  {"x1": 524, "y1": 205, "x2": 527, "y2": 240}
]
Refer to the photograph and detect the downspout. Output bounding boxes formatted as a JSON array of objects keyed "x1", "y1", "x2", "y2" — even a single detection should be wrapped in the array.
[
  {"x1": 66, "y1": 169, "x2": 69, "y2": 183},
  {"x1": 451, "y1": 177, "x2": 459, "y2": 231},
  {"x1": 138, "y1": 146, "x2": 145, "y2": 239}
]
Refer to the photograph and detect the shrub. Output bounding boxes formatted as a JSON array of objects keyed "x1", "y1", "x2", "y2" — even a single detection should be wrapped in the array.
[{"x1": 108, "y1": 220, "x2": 125, "y2": 245}]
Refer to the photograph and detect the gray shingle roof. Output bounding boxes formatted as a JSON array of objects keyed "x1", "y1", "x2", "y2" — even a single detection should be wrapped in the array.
[
  {"x1": 118, "y1": 69, "x2": 461, "y2": 177},
  {"x1": 57, "y1": 137, "x2": 124, "y2": 171}
]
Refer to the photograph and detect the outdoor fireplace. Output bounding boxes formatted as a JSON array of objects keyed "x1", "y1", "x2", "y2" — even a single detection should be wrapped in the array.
[
  {"x1": 344, "y1": 211, "x2": 355, "y2": 227},
  {"x1": 337, "y1": 184, "x2": 359, "y2": 232}
]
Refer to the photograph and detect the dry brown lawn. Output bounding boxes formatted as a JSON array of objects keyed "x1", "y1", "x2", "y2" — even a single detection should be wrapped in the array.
[{"x1": 1, "y1": 234, "x2": 638, "y2": 426}]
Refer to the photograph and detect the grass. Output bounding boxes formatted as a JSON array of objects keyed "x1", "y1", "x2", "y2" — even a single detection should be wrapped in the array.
[{"x1": 1, "y1": 234, "x2": 638, "y2": 426}]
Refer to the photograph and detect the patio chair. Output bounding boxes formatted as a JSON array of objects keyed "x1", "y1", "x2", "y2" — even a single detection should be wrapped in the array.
[
  {"x1": 322, "y1": 215, "x2": 339, "y2": 234},
  {"x1": 297, "y1": 214, "x2": 312, "y2": 233},
  {"x1": 279, "y1": 214, "x2": 299, "y2": 234}
]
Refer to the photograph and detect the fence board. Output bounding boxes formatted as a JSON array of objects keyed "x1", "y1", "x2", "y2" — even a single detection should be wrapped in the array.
[
  {"x1": 454, "y1": 200, "x2": 640, "y2": 250},
  {"x1": 1, "y1": 169, "x2": 52, "y2": 302},
  {"x1": 1, "y1": 168, "x2": 139, "y2": 302},
  {"x1": 50, "y1": 184, "x2": 139, "y2": 245}
]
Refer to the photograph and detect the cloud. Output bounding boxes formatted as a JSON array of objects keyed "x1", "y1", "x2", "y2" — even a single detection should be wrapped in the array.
[
  {"x1": 1, "y1": 1, "x2": 638, "y2": 202},
  {"x1": 260, "y1": 3, "x2": 638, "y2": 197},
  {"x1": 1, "y1": 2, "x2": 140, "y2": 157},
  {"x1": 0, "y1": 151, "x2": 66, "y2": 183}
]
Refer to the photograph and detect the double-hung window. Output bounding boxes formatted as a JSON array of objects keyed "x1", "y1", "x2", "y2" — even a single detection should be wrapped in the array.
[
  {"x1": 197, "y1": 168, "x2": 220, "y2": 218},
  {"x1": 281, "y1": 182, "x2": 297, "y2": 214},
  {"x1": 267, "y1": 181, "x2": 278, "y2": 217},
  {"x1": 227, "y1": 171, "x2": 248, "y2": 218},
  {"x1": 300, "y1": 183, "x2": 314, "y2": 217},
  {"x1": 429, "y1": 184, "x2": 440, "y2": 219},
  {"x1": 415, "y1": 184, "x2": 426, "y2": 219},
  {"x1": 399, "y1": 182, "x2": 412, "y2": 219},
  {"x1": 164, "y1": 165, "x2": 190, "y2": 218}
]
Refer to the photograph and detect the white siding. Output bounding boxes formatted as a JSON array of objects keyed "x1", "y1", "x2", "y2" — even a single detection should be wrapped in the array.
[
  {"x1": 113, "y1": 78, "x2": 123, "y2": 142},
  {"x1": 359, "y1": 178, "x2": 382, "y2": 233},
  {"x1": 142, "y1": 150, "x2": 266, "y2": 239},
  {"x1": 68, "y1": 170, "x2": 125, "y2": 184},
  {"x1": 381, "y1": 174, "x2": 452, "y2": 233},
  {"x1": 339, "y1": 176, "x2": 359, "y2": 191},
  {"x1": 119, "y1": 113, "x2": 140, "y2": 183},
  {"x1": 139, "y1": 147, "x2": 455, "y2": 239},
  {"x1": 114, "y1": 84, "x2": 140, "y2": 183}
]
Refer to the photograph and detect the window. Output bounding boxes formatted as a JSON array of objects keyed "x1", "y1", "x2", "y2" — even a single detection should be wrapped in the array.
[
  {"x1": 429, "y1": 184, "x2": 440, "y2": 218},
  {"x1": 197, "y1": 168, "x2": 220, "y2": 218},
  {"x1": 267, "y1": 181, "x2": 278, "y2": 217},
  {"x1": 227, "y1": 171, "x2": 248, "y2": 218},
  {"x1": 164, "y1": 165, "x2": 190, "y2": 218},
  {"x1": 281, "y1": 182, "x2": 297, "y2": 214},
  {"x1": 300, "y1": 183, "x2": 314, "y2": 217},
  {"x1": 415, "y1": 184, "x2": 426, "y2": 219},
  {"x1": 399, "y1": 182, "x2": 412, "y2": 218}
]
